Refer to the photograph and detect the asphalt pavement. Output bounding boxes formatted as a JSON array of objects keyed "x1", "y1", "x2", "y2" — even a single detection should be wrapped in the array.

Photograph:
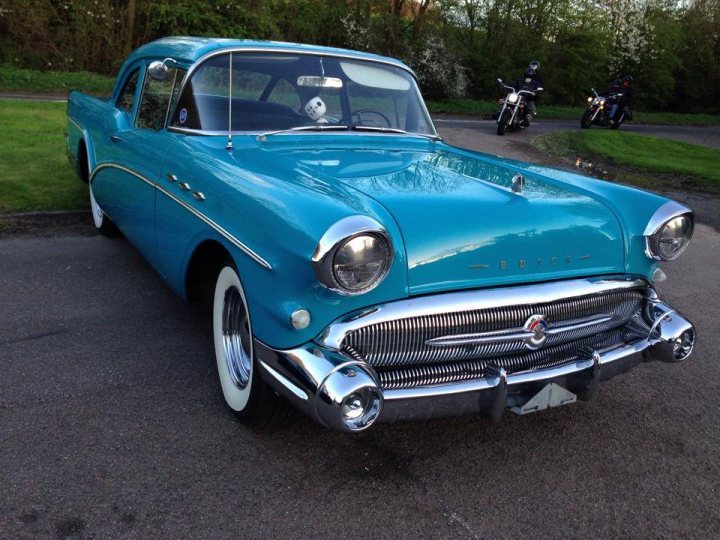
[{"x1": 1, "y1": 120, "x2": 720, "y2": 537}]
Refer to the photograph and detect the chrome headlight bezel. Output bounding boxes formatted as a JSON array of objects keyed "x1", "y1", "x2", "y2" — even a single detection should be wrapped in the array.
[
  {"x1": 644, "y1": 202, "x2": 694, "y2": 261},
  {"x1": 312, "y1": 216, "x2": 393, "y2": 295}
]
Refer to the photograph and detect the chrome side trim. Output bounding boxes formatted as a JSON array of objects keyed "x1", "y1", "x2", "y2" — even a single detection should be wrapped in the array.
[
  {"x1": 643, "y1": 201, "x2": 693, "y2": 236},
  {"x1": 319, "y1": 276, "x2": 649, "y2": 350},
  {"x1": 258, "y1": 360, "x2": 308, "y2": 401},
  {"x1": 89, "y1": 162, "x2": 272, "y2": 270},
  {"x1": 67, "y1": 116, "x2": 83, "y2": 132}
]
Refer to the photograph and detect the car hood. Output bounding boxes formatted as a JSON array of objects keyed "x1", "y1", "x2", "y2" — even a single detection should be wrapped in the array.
[{"x1": 260, "y1": 140, "x2": 626, "y2": 294}]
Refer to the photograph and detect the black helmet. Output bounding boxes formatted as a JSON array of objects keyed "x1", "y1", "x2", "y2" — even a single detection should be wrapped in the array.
[
  {"x1": 529, "y1": 60, "x2": 540, "y2": 72},
  {"x1": 612, "y1": 78, "x2": 622, "y2": 87},
  {"x1": 524, "y1": 68, "x2": 535, "y2": 78},
  {"x1": 623, "y1": 75, "x2": 633, "y2": 84}
]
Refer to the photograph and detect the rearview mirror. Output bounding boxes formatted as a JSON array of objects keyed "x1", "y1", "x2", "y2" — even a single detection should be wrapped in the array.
[{"x1": 297, "y1": 76, "x2": 343, "y2": 88}]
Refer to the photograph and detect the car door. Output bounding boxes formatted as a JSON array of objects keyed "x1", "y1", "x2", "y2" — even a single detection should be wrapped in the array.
[{"x1": 92, "y1": 63, "x2": 185, "y2": 270}]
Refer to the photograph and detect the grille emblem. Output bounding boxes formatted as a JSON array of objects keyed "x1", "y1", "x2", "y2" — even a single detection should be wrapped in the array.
[{"x1": 524, "y1": 314, "x2": 548, "y2": 349}]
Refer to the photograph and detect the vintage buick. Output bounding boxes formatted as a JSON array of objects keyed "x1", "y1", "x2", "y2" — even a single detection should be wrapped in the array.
[{"x1": 67, "y1": 37, "x2": 696, "y2": 432}]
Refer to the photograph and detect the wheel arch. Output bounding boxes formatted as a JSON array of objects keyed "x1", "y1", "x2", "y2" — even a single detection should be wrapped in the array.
[{"x1": 184, "y1": 239, "x2": 236, "y2": 308}]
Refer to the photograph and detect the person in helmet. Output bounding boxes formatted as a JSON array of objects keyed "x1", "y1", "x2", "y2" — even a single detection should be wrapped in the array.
[
  {"x1": 603, "y1": 75, "x2": 634, "y2": 123},
  {"x1": 512, "y1": 67, "x2": 543, "y2": 117},
  {"x1": 528, "y1": 60, "x2": 544, "y2": 87}
]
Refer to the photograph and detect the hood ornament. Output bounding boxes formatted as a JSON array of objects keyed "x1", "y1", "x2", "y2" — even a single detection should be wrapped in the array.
[{"x1": 511, "y1": 174, "x2": 525, "y2": 194}]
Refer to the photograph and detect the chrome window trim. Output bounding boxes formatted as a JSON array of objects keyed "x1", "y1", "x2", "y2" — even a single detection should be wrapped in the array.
[
  {"x1": 166, "y1": 48, "x2": 438, "y2": 137},
  {"x1": 89, "y1": 162, "x2": 272, "y2": 270},
  {"x1": 311, "y1": 215, "x2": 394, "y2": 296},
  {"x1": 318, "y1": 275, "x2": 650, "y2": 350}
]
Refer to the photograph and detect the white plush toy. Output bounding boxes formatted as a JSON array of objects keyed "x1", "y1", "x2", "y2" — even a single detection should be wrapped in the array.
[{"x1": 304, "y1": 96, "x2": 327, "y2": 122}]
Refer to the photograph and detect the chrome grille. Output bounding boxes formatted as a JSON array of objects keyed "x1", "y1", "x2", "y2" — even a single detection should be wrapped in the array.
[
  {"x1": 343, "y1": 289, "x2": 645, "y2": 368},
  {"x1": 376, "y1": 328, "x2": 634, "y2": 389}
]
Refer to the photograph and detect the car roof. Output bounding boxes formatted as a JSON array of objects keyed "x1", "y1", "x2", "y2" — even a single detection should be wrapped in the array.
[{"x1": 121, "y1": 36, "x2": 413, "y2": 75}]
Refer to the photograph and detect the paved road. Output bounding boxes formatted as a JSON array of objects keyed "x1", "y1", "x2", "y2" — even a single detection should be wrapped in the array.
[{"x1": 1, "y1": 229, "x2": 719, "y2": 537}]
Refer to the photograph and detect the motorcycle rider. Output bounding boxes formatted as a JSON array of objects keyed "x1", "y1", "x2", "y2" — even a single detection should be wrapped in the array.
[
  {"x1": 513, "y1": 67, "x2": 542, "y2": 117},
  {"x1": 614, "y1": 75, "x2": 634, "y2": 122},
  {"x1": 528, "y1": 60, "x2": 544, "y2": 88}
]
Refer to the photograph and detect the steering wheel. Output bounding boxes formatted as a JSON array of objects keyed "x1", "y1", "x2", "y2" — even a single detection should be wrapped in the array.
[{"x1": 351, "y1": 109, "x2": 393, "y2": 128}]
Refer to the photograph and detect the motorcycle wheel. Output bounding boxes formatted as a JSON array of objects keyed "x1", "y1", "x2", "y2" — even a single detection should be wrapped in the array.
[
  {"x1": 609, "y1": 120, "x2": 621, "y2": 130},
  {"x1": 497, "y1": 110, "x2": 510, "y2": 136},
  {"x1": 581, "y1": 110, "x2": 593, "y2": 129}
]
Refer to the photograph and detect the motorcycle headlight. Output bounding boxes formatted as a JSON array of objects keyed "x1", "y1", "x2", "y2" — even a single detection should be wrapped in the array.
[
  {"x1": 312, "y1": 216, "x2": 393, "y2": 294},
  {"x1": 644, "y1": 203, "x2": 694, "y2": 261},
  {"x1": 587, "y1": 96, "x2": 592, "y2": 102},
  {"x1": 507, "y1": 93, "x2": 518, "y2": 103}
]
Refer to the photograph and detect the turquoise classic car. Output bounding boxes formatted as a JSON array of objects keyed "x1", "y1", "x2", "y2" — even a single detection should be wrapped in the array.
[{"x1": 67, "y1": 37, "x2": 696, "y2": 432}]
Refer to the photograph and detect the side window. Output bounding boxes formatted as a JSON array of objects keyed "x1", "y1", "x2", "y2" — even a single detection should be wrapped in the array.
[
  {"x1": 117, "y1": 69, "x2": 139, "y2": 114},
  {"x1": 267, "y1": 79, "x2": 301, "y2": 109},
  {"x1": 136, "y1": 67, "x2": 186, "y2": 131}
]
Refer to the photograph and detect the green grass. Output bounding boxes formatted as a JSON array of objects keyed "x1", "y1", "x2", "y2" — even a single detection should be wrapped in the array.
[
  {"x1": 534, "y1": 130, "x2": 720, "y2": 183},
  {"x1": 0, "y1": 65, "x2": 115, "y2": 96},
  {"x1": 0, "y1": 100, "x2": 87, "y2": 212},
  {"x1": 426, "y1": 98, "x2": 720, "y2": 126}
]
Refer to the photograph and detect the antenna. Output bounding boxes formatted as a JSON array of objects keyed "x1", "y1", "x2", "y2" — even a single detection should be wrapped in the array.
[{"x1": 226, "y1": 52, "x2": 233, "y2": 151}]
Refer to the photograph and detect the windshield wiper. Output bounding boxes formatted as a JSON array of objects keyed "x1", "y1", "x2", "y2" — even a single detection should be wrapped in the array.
[
  {"x1": 351, "y1": 125, "x2": 442, "y2": 141},
  {"x1": 257, "y1": 124, "x2": 349, "y2": 141}
]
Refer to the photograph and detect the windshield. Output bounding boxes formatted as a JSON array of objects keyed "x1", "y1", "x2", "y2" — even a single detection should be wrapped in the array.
[{"x1": 170, "y1": 52, "x2": 435, "y2": 136}]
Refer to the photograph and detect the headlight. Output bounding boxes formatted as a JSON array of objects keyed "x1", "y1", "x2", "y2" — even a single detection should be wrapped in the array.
[
  {"x1": 312, "y1": 216, "x2": 393, "y2": 294},
  {"x1": 644, "y1": 203, "x2": 694, "y2": 261},
  {"x1": 333, "y1": 234, "x2": 391, "y2": 292},
  {"x1": 507, "y1": 93, "x2": 518, "y2": 103},
  {"x1": 587, "y1": 96, "x2": 592, "y2": 102}
]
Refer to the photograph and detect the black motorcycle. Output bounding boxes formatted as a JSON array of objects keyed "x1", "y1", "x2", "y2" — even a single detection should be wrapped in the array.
[
  {"x1": 581, "y1": 88, "x2": 632, "y2": 129},
  {"x1": 495, "y1": 79, "x2": 542, "y2": 136}
]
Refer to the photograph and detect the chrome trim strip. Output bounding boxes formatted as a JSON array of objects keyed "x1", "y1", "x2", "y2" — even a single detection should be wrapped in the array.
[
  {"x1": 259, "y1": 360, "x2": 308, "y2": 401},
  {"x1": 167, "y1": 48, "x2": 438, "y2": 137},
  {"x1": 89, "y1": 162, "x2": 272, "y2": 270},
  {"x1": 67, "y1": 116, "x2": 83, "y2": 132},
  {"x1": 318, "y1": 276, "x2": 650, "y2": 350},
  {"x1": 643, "y1": 201, "x2": 693, "y2": 236},
  {"x1": 425, "y1": 314, "x2": 614, "y2": 347}
]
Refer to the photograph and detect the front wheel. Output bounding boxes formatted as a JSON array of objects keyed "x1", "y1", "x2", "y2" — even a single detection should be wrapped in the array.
[
  {"x1": 212, "y1": 265, "x2": 292, "y2": 427},
  {"x1": 581, "y1": 109, "x2": 593, "y2": 129},
  {"x1": 497, "y1": 110, "x2": 510, "y2": 136}
]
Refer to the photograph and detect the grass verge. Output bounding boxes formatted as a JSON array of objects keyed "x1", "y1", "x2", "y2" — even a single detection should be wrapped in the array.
[
  {"x1": 0, "y1": 65, "x2": 115, "y2": 96},
  {"x1": 0, "y1": 99, "x2": 87, "y2": 212},
  {"x1": 533, "y1": 130, "x2": 720, "y2": 184},
  {"x1": 426, "y1": 98, "x2": 720, "y2": 126}
]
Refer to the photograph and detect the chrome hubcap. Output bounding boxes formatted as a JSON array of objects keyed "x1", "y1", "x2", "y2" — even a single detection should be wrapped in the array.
[{"x1": 222, "y1": 286, "x2": 252, "y2": 388}]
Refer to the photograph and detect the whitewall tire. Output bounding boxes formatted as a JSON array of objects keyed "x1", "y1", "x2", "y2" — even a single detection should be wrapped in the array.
[
  {"x1": 211, "y1": 264, "x2": 293, "y2": 426},
  {"x1": 213, "y1": 266, "x2": 254, "y2": 411}
]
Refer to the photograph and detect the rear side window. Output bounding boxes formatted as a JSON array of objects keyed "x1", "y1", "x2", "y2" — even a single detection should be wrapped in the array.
[
  {"x1": 117, "y1": 69, "x2": 139, "y2": 114},
  {"x1": 136, "y1": 67, "x2": 186, "y2": 131}
]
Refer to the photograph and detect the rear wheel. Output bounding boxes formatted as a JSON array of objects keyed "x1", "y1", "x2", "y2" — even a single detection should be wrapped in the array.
[
  {"x1": 581, "y1": 110, "x2": 593, "y2": 129},
  {"x1": 212, "y1": 265, "x2": 293, "y2": 427},
  {"x1": 497, "y1": 110, "x2": 510, "y2": 136}
]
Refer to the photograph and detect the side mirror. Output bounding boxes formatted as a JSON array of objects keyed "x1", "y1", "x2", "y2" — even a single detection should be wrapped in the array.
[
  {"x1": 536, "y1": 87, "x2": 544, "y2": 91},
  {"x1": 148, "y1": 58, "x2": 177, "y2": 81}
]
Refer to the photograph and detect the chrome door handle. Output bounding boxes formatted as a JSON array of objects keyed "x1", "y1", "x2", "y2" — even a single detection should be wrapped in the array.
[{"x1": 109, "y1": 134, "x2": 123, "y2": 143}]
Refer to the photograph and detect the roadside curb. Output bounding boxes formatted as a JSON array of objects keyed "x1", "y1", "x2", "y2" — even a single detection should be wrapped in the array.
[{"x1": 0, "y1": 209, "x2": 92, "y2": 236}]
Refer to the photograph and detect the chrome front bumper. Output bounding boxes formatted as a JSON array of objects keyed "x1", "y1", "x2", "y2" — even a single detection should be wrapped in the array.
[{"x1": 254, "y1": 279, "x2": 695, "y2": 432}]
